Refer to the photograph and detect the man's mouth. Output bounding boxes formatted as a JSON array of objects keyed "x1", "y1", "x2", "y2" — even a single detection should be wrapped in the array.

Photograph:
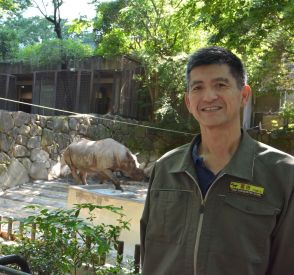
[{"x1": 201, "y1": 106, "x2": 222, "y2": 112}]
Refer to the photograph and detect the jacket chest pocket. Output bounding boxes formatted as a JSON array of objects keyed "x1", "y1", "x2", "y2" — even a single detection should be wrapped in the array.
[
  {"x1": 209, "y1": 195, "x2": 280, "y2": 261},
  {"x1": 146, "y1": 189, "x2": 191, "y2": 244}
]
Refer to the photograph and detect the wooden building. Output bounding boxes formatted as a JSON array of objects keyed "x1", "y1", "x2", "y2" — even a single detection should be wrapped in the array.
[
  {"x1": 0, "y1": 56, "x2": 151, "y2": 120},
  {"x1": 0, "y1": 73, "x2": 18, "y2": 111}
]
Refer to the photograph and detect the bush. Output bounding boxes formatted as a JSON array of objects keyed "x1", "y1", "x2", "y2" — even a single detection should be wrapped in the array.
[
  {"x1": 0, "y1": 204, "x2": 131, "y2": 274},
  {"x1": 279, "y1": 102, "x2": 294, "y2": 129}
]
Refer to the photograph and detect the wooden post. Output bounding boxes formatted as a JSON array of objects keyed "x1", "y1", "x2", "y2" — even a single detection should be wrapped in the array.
[
  {"x1": 89, "y1": 70, "x2": 94, "y2": 112},
  {"x1": 85, "y1": 235, "x2": 91, "y2": 249},
  {"x1": 5, "y1": 74, "x2": 10, "y2": 110},
  {"x1": 117, "y1": 241, "x2": 124, "y2": 264},
  {"x1": 7, "y1": 217, "x2": 13, "y2": 240},
  {"x1": 75, "y1": 70, "x2": 81, "y2": 112},
  {"x1": 19, "y1": 221, "x2": 24, "y2": 239},
  {"x1": 134, "y1": 244, "x2": 140, "y2": 274},
  {"x1": 53, "y1": 70, "x2": 58, "y2": 115},
  {"x1": 31, "y1": 223, "x2": 36, "y2": 240}
]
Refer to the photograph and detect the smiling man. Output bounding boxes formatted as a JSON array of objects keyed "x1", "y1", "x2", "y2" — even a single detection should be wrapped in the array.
[{"x1": 140, "y1": 46, "x2": 294, "y2": 275}]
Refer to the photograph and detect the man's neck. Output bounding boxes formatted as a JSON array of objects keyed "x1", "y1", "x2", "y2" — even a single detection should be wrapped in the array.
[{"x1": 198, "y1": 125, "x2": 242, "y2": 174}]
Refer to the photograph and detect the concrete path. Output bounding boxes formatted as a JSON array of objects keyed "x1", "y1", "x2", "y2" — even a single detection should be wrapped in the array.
[{"x1": 0, "y1": 178, "x2": 74, "y2": 220}]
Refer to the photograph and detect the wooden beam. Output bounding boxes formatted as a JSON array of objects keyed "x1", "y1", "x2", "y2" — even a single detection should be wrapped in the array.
[
  {"x1": 89, "y1": 70, "x2": 94, "y2": 112},
  {"x1": 75, "y1": 70, "x2": 81, "y2": 112}
]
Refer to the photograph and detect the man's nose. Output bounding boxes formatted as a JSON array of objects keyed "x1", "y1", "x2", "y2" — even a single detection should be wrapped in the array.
[{"x1": 203, "y1": 88, "x2": 218, "y2": 101}]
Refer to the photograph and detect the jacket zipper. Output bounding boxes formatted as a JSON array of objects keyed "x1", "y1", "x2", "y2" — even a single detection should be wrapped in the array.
[{"x1": 185, "y1": 171, "x2": 224, "y2": 275}]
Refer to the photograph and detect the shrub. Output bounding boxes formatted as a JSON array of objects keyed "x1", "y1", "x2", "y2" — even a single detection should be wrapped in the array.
[{"x1": 0, "y1": 204, "x2": 131, "y2": 274}]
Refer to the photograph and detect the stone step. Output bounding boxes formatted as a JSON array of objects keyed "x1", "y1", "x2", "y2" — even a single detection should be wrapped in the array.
[
  {"x1": 0, "y1": 193, "x2": 67, "y2": 208},
  {"x1": 0, "y1": 195, "x2": 67, "y2": 210},
  {"x1": 2, "y1": 186, "x2": 69, "y2": 200},
  {"x1": 23, "y1": 184, "x2": 70, "y2": 193},
  {"x1": 22, "y1": 179, "x2": 72, "y2": 189},
  {"x1": 0, "y1": 179, "x2": 81, "y2": 223},
  {"x1": 0, "y1": 206, "x2": 36, "y2": 220}
]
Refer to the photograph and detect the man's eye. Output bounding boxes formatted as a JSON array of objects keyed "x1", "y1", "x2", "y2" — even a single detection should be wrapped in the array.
[
  {"x1": 217, "y1": 83, "x2": 227, "y2": 88},
  {"x1": 191, "y1": 86, "x2": 202, "y2": 92}
]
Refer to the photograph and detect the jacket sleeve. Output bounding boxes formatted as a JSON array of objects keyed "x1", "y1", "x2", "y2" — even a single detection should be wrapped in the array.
[
  {"x1": 266, "y1": 173, "x2": 294, "y2": 275},
  {"x1": 140, "y1": 163, "x2": 156, "y2": 267}
]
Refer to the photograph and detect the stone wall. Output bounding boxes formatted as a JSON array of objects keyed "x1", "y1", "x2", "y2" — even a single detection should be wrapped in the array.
[
  {"x1": 0, "y1": 110, "x2": 192, "y2": 190},
  {"x1": 2, "y1": 110, "x2": 291, "y2": 191}
]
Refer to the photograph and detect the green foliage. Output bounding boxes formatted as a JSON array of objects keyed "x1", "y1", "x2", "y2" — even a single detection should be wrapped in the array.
[
  {"x1": 117, "y1": 0, "x2": 202, "y2": 56},
  {"x1": 2, "y1": 0, "x2": 292, "y2": 132},
  {"x1": 0, "y1": 203, "x2": 130, "y2": 274},
  {"x1": 198, "y1": 0, "x2": 294, "y2": 95},
  {"x1": 0, "y1": 0, "x2": 14, "y2": 12},
  {"x1": 16, "y1": 38, "x2": 93, "y2": 66},
  {"x1": 90, "y1": 0, "x2": 205, "y2": 131},
  {"x1": 4, "y1": 16, "x2": 59, "y2": 46},
  {"x1": 280, "y1": 102, "x2": 294, "y2": 129},
  {"x1": 92, "y1": 0, "x2": 127, "y2": 43},
  {"x1": 0, "y1": 27, "x2": 18, "y2": 60},
  {"x1": 0, "y1": 0, "x2": 29, "y2": 16},
  {"x1": 95, "y1": 28, "x2": 130, "y2": 56}
]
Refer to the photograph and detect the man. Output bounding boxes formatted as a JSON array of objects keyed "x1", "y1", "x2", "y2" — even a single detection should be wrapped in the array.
[{"x1": 140, "y1": 46, "x2": 294, "y2": 275}]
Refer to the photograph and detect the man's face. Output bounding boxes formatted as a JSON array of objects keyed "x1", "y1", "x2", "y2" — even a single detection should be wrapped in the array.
[{"x1": 185, "y1": 64, "x2": 250, "y2": 130}]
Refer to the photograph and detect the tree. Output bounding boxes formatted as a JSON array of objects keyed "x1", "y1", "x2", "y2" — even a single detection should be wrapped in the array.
[
  {"x1": 31, "y1": 0, "x2": 64, "y2": 39},
  {"x1": 92, "y1": 0, "x2": 127, "y2": 44},
  {"x1": 4, "y1": 16, "x2": 56, "y2": 46},
  {"x1": 198, "y1": 0, "x2": 294, "y2": 96},
  {"x1": 30, "y1": 0, "x2": 71, "y2": 68},
  {"x1": 0, "y1": 0, "x2": 29, "y2": 16},
  {"x1": 91, "y1": 0, "x2": 205, "y2": 128},
  {"x1": 16, "y1": 38, "x2": 93, "y2": 66},
  {"x1": 0, "y1": 27, "x2": 18, "y2": 60}
]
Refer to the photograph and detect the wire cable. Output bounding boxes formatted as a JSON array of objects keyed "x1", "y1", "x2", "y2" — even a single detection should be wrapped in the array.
[{"x1": 0, "y1": 97, "x2": 195, "y2": 136}]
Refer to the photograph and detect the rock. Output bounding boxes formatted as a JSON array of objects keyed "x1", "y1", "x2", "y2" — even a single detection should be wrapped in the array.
[
  {"x1": 30, "y1": 148, "x2": 49, "y2": 162},
  {"x1": 54, "y1": 133, "x2": 70, "y2": 150},
  {"x1": 39, "y1": 116, "x2": 47, "y2": 128},
  {"x1": 30, "y1": 124, "x2": 42, "y2": 136},
  {"x1": 0, "y1": 163, "x2": 8, "y2": 175},
  {"x1": 48, "y1": 161, "x2": 61, "y2": 180},
  {"x1": 29, "y1": 161, "x2": 48, "y2": 180},
  {"x1": 13, "y1": 145, "x2": 29, "y2": 157},
  {"x1": 41, "y1": 128, "x2": 54, "y2": 147},
  {"x1": 19, "y1": 158, "x2": 32, "y2": 170},
  {"x1": 0, "y1": 151, "x2": 10, "y2": 162},
  {"x1": 0, "y1": 110, "x2": 14, "y2": 132},
  {"x1": 27, "y1": 136, "x2": 41, "y2": 149},
  {"x1": 16, "y1": 135, "x2": 28, "y2": 146},
  {"x1": 0, "y1": 158, "x2": 29, "y2": 190},
  {"x1": 53, "y1": 117, "x2": 69, "y2": 133},
  {"x1": 46, "y1": 120, "x2": 53, "y2": 130},
  {"x1": 14, "y1": 111, "x2": 31, "y2": 127},
  {"x1": 0, "y1": 134, "x2": 14, "y2": 153},
  {"x1": 18, "y1": 125, "x2": 31, "y2": 135},
  {"x1": 87, "y1": 124, "x2": 111, "y2": 140},
  {"x1": 68, "y1": 117, "x2": 79, "y2": 130},
  {"x1": 79, "y1": 124, "x2": 88, "y2": 135}
]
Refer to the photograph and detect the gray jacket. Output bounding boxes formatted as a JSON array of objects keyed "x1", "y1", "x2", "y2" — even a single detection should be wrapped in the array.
[{"x1": 140, "y1": 132, "x2": 294, "y2": 275}]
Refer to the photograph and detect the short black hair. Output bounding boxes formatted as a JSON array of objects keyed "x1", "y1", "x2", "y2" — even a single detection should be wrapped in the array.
[{"x1": 186, "y1": 46, "x2": 247, "y2": 90}]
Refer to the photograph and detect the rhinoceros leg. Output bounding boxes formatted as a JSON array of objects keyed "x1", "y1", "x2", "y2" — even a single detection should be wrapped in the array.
[
  {"x1": 68, "y1": 165, "x2": 82, "y2": 184},
  {"x1": 79, "y1": 171, "x2": 88, "y2": 185},
  {"x1": 102, "y1": 169, "x2": 123, "y2": 191}
]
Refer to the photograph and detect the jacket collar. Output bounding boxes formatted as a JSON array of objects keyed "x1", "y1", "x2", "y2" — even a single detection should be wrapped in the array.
[{"x1": 170, "y1": 130, "x2": 256, "y2": 182}]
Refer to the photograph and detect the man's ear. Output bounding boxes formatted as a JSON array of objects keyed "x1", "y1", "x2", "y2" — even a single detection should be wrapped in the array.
[
  {"x1": 184, "y1": 92, "x2": 192, "y2": 113},
  {"x1": 241, "y1": 85, "x2": 251, "y2": 106}
]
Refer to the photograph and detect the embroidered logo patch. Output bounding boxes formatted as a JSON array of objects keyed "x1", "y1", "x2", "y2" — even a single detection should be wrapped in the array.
[{"x1": 230, "y1": 182, "x2": 264, "y2": 197}]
